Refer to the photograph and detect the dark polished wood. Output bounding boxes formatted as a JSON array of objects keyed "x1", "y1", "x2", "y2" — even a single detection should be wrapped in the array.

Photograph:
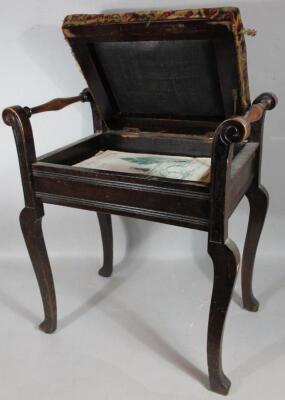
[
  {"x1": 229, "y1": 93, "x2": 278, "y2": 141},
  {"x1": 97, "y1": 213, "x2": 113, "y2": 277},
  {"x1": 20, "y1": 206, "x2": 57, "y2": 333},
  {"x1": 242, "y1": 184, "x2": 269, "y2": 311},
  {"x1": 23, "y1": 88, "x2": 91, "y2": 117},
  {"x1": 208, "y1": 239, "x2": 240, "y2": 395},
  {"x1": 2, "y1": 106, "x2": 57, "y2": 333},
  {"x1": 3, "y1": 90, "x2": 277, "y2": 395},
  {"x1": 2, "y1": 8, "x2": 278, "y2": 395}
]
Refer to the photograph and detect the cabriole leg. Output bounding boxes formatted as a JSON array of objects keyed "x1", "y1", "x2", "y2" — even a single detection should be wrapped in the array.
[
  {"x1": 97, "y1": 212, "x2": 113, "y2": 277},
  {"x1": 20, "y1": 207, "x2": 57, "y2": 333},
  {"x1": 242, "y1": 184, "x2": 269, "y2": 311},
  {"x1": 207, "y1": 239, "x2": 240, "y2": 395}
]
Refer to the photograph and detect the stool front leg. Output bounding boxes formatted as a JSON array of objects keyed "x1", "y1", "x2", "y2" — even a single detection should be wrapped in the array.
[
  {"x1": 242, "y1": 184, "x2": 269, "y2": 311},
  {"x1": 3, "y1": 106, "x2": 57, "y2": 333},
  {"x1": 207, "y1": 239, "x2": 240, "y2": 395},
  {"x1": 20, "y1": 207, "x2": 57, "y2": 333},
  {"x1": 97, "y1": 212, "x2": 113, "y2": 277}
]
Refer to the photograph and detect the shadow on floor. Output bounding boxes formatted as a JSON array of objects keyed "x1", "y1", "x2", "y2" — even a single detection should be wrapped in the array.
[
  {"x1": 0, "y1": 286, "x2": 38, "y2": 324},
  {"x1": 58, "y1": 215, "x2": 149, "y2": 330},
  {"x1": 230, "y1": 335, "x2": 285, "y2": 394},
  {"x1": 103, "y1": 296, "x2": 209, "y2": 389}
]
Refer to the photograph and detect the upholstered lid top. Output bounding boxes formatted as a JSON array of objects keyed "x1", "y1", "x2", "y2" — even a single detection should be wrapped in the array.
[
  {"x1": 63, "y1": 7, "x2": 251, "y2": 133},
  {"x1": 63, "y1": 7, "x2": 244, "y2": 30}
]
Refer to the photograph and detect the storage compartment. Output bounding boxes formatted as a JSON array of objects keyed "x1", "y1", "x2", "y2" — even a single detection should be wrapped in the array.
[
  {"x1": 38, "y1": 130, "x2": 216, "y2": 183},
  {"x1": 38, "y1": 129, "x2": 249, "y2": 184}
]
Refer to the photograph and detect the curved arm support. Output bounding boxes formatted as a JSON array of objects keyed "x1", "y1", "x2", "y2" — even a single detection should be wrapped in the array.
[
  {"x1": 2, "y1": 106, "x2": 38, "y2": 208},
  {"x1": 209, "y1": 121, "x2": 235, "y2": 242},
  {"x1": 220, "y1": 92, "x2": 278, "y2": 144},
  {"x1": 2, "y1": 88, "x2": 92, "y2": 207},
  {"x1": 209, "y1": 92, "x2": 277, "y2": 243}
]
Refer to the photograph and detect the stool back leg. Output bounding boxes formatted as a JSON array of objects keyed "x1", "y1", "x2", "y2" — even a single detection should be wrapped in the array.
[
  {"x1": 207, "y1": 239, "x2": 240, "y2": 395},
  {"x1": 20, "y1": 206, "x2": 57, "y2": 333},
  {"x1": 97, "y1": 213, "x2": 113, "y2": 277},
  {"x1": 242, "y1": 184, "x2": 269, "y2": 311}
]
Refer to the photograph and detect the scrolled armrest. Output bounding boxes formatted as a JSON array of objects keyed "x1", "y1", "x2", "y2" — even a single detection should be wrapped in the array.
[
  {"x1": 2, "y1": 88, "x2": 93, "y2": 207},
  {"x1": 209, "y1": 93, "x2": 277, "y2": 242},
  {"x1": 218, "y1": 92, "x2": 278, "y2": 144},
  {"x1": 22, "y1": 88, "x2": 91, "y2": 118}
]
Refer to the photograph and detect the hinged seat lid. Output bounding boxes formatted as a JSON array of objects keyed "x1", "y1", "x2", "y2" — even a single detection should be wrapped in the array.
[{"x1": 63, "y1": 7, "x2": 251, "y2": 133}]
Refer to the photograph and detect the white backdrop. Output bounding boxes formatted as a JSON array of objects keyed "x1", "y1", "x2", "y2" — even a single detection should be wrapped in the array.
[
  {"x1": 0, "y1": 0, "x2": 284, "y2": 262},
  {"x1": 0, "y1": 2, "x2": 285, "y2": 400}
]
